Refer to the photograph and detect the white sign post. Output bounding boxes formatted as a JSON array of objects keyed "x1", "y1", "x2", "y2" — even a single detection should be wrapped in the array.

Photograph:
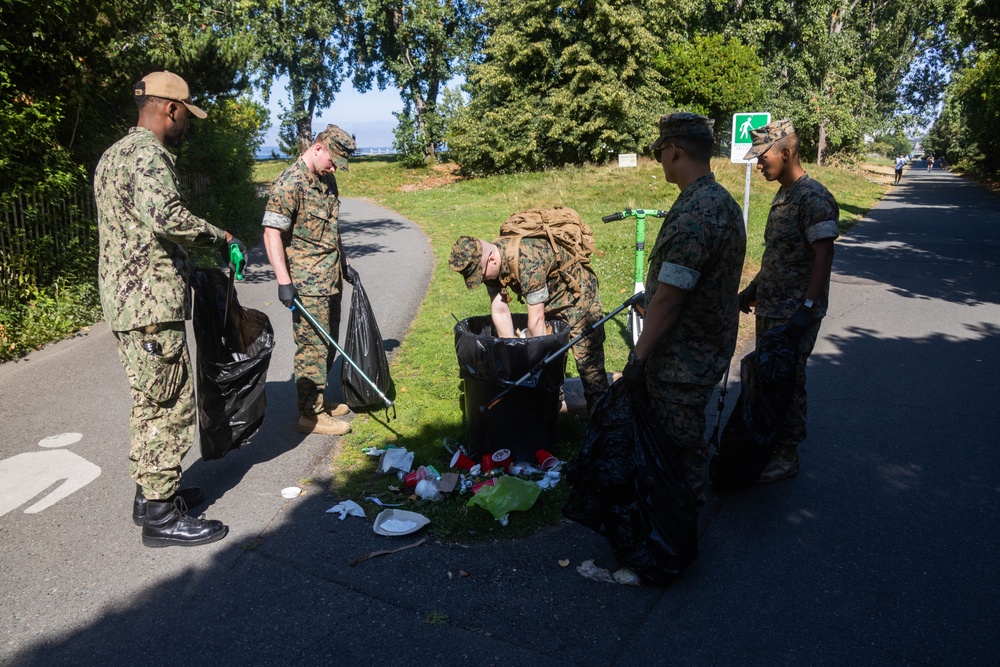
[{"x1": 731, "y1": 112, "x2": 771, "y2": 230}]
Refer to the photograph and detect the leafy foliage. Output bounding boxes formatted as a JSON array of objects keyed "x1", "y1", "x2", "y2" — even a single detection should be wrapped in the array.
[
  {"x1": 445, "y1": 0, "x2": 692, "y2": 175},
  {"x1": 350, "y1": 0, "x2": 483, "y2": 165}
]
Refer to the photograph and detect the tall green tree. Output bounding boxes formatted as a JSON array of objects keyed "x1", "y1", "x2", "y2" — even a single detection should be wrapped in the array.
[
  {"x1": 446, "y1": 0, "x2": 694, "y2": 174},
  {"x1": 653, "y1": 34, "x2": 764, "y2": 146},
  {"x1": 245, "y1": 0, "x2": 348, "y2": 154},
  {"x1": 350, "y1": 0, "x2": 483, "y2": 165},
  {"x1": 707, "y1": 0, "x2": 954, "y2": 163}
]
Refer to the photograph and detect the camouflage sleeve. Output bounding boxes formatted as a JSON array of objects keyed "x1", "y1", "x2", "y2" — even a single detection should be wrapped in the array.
[
  {"x1": 263, "y1": 170, "x2": 297, "y2": 231},
  {"x1": 653, "y1": 213, "x2": 708, "y2": 292},
  {"x1": 801, "y1": 191, "x2": 840, "y2": 244},
  {"x1": 132, "y1": 145, "x2": 227, "y2": 247},
  {"x1": 517, "y1": 241, "x2": 552, "y2": 305}
]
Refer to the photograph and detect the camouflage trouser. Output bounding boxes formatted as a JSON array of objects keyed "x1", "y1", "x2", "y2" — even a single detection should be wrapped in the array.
[
  {"x1": 565, "y1": 298, "x2": 609, "y2": 411},
  {"x1": 756, "y1": 314, "x2": 822, "y2": 452},
  {"x1": 644, "y1": 379, "x2": 714, "y2": 507},
  {"x1": 292, "y1": 293, "x2": 342, "y2": 415},
  {"x1": 113, "y1": 322, "x2": 194, "y2": 500}
]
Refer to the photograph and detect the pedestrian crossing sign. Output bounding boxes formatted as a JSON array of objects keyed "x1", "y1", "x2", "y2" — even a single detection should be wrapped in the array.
[{"x1": 731, "y1": 112, "x2": 771, "y2": 163}]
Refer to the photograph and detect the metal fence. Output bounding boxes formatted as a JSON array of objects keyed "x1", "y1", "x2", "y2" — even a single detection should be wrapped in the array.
[{"x1": 0, "y1": 186, "x2": 98, "y2": 300}]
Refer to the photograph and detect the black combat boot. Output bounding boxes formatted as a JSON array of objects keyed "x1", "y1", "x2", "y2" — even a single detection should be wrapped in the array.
[
  {"x1": 133, "y1": 484, "x2": 205, "y2": 526},
  {"x1": 141, "y1": 497, "x2": 228, "y2": 548}
]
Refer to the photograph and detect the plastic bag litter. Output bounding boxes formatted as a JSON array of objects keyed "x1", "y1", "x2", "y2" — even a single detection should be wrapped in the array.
[
  {"x1": 563, "y1": 379, "x2": 698, "y2": 586},
  {"x1": 467, "y1": 475, "x2": 542, "y2": 521},
  {"x1": 191, "y1": 269, "x2": 274, "y2": 461},
  {"x1": 709, "y1": 326, "x2": 798, "y2": 490},
  {"x1": 341, "y1": 267, "x2": 393, "y2": 410}
]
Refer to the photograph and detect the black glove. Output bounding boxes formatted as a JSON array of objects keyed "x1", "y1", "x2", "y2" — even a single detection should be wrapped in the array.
[
  {"x1": 622, "y1": 351, "x2": 646, "y2": 387},
  {"x1": 222, "y1": 236, "x2": 248, "y2": 268},
  {"x1": 277, "y1": 283, "x2": 298, "y2": 309},
  {"x1": 786, "y1": 304, "x2": 815, "y2": 339},
  {"x1": 343, "y1": 264, "x2": 360, "y2": 285},
  {"x1": 738, "y1": 283, "x2": 757, "y2": 314}
]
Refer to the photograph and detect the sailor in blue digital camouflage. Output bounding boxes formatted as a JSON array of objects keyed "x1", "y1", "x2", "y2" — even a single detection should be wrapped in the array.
[
  {"x1": 95, "y1": 71, "x2": 244, "y2": 547},
  {"x1": 740, "y1": 119, "x2": 839, "y2": 483},
  {"x1": 449, "y1": 233, "x2": 609, "y2": 412},
  {"x1": 262, "y1": 124, "x2": 357, "y2": 436},
  {"x1": 623, "y1": 112, "x2": 747, "y2": 507}
]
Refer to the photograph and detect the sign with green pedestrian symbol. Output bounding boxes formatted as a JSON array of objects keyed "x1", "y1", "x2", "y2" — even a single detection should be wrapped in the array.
[{"x1": 731, "y1": 112, "x2": 771, "y2": 163}]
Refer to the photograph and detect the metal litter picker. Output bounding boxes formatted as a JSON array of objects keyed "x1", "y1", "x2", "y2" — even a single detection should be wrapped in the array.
[{"x1": 292, "y1": 297, "x2": 395, "y2": 416}]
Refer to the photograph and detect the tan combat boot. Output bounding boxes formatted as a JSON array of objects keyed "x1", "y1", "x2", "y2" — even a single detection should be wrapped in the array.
[
  {"x1": 323, "y1": 399, "x2": 350, "y2": 417},
  {"x1": 297, "y1": 412, "x2": 351, "y2": 436},
  {"x1": 757, "y1": 445, "x2": 799, "y2": 483}
]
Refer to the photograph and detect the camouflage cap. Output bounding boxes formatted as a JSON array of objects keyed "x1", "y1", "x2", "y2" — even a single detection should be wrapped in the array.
[
  {"x1": 315, "y1": 124, "x2": 356, "y2": 171},
  {"x1": 743, "y1": 119, "x2": 796, "y2": 160},
  {"x1": 650, "y1": 112, "x2": 715, "y2": 150},
  {"x1": 449, "y1": 236, "x2": 486, "y2": 289},
  {"x1": 135, "y1": 71, "x2": 206, "y2": 119}
]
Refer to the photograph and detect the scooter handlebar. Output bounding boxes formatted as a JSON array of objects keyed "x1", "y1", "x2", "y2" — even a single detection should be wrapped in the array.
[{"x1": 602, "y1": 212, "x2": 625, "y2": 223}]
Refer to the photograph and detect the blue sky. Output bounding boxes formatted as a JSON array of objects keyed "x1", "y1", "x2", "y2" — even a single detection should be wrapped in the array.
[{"x1": 258, "y1": 76, "x2": 404, "y2": 148}]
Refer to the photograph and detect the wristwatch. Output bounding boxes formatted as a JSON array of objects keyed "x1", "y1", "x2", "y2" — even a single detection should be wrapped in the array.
[{"x1": 803, "y1": 298, "x2": 815, "y2": 310}]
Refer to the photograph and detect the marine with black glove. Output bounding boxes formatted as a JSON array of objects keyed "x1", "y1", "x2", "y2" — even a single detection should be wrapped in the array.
[
  {"x1": 262, "y1": 124, "x2": 357, "y2": 436},
  {"x1": 740, "y1": 119, "x2": 840, "y2": 482}
]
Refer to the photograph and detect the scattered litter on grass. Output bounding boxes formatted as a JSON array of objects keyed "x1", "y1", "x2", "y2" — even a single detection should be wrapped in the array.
[{"x1": 365, "y1": 496, "x2": 404, "y2": 507}]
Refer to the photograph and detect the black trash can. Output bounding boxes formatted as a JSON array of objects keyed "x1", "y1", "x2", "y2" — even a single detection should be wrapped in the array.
[{"x1": 454, "y1": 314, "x2": 570, "y2": 461}]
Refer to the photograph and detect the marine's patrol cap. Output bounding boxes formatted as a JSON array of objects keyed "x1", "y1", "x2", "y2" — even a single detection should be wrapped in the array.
[
  {"x1": 649, "y1": 112, "x2": 715, "y2": 150},
  {"x1": 315, "y1": 124, "x2": 357, "y2": 171},
  {"x1": 134, "y1": 71, "x2": 206, "y2": 119},
  {"x1": 449, "y1": 236, "x2": 487, "y2": 289},
  {"x1": 743, "y1": 119, "x2": 796, "y2": 160}
]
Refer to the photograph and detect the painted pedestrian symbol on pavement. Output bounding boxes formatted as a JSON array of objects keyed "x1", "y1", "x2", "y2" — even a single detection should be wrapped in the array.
[{"x1": 0, "y1": 433, "x2": 101, "y2": 516}]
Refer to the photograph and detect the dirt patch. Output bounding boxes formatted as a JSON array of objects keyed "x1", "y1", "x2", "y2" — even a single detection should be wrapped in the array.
[
  {"x1": 398, "y1": 164, "x2": 463, "y2": 192},
  {"x1": 858, "y1": 163, "x2": 895, "y2": 185}
]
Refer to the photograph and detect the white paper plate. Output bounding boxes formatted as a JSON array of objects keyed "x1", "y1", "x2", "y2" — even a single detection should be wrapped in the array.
[{"x1": 372, "y1": 509, "x2": 430, "y2": 537}]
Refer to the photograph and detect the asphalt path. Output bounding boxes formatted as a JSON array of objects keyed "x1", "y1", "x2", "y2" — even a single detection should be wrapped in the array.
[{"x1": 2, "y1": 165, "x2": 998, "y2": 666}]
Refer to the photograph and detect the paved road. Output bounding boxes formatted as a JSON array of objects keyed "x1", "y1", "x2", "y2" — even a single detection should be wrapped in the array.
[{"x1": 2, "y1": 168, "x2": 998, "y2": 666}]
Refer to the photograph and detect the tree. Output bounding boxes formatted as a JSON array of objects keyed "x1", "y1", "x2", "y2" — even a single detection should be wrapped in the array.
[
  {"x1": 446, "y1": 0, "x2": 694, "y2": 174},
  {"x1": 653, "y1": 34, "x2": 764, "y2": 148},
  {"x1": 706, "y1": 0, "x2": 955, "y2": 164},
  {"x1": 247, "y1": 0, "x2": 348, "y2": 155},
  {"x1": 350, "y1": 0, "x2": 483, "y2": 165}
]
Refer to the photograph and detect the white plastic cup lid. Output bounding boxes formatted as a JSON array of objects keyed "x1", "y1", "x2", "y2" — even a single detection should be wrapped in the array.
[{"x1": 281, "y1": 486, "x2": 301, "y2": 499}]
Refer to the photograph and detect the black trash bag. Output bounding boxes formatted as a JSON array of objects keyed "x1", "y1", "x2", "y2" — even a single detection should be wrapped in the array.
[
  {"x1": 191, "y1": 269, "x2": 274, "y2": 461},
  {"x1": 454, "y1": 315, "x2": 569, "y2": 460},
  {"x1": 341, "y1": 267, "x2": 392, "y2": 410},
  {"x1": 709, "y1": 326, "x2": 798, "y2": 490},
  {"x1": 563, "y1": 379, "x2": 699, "y2": 586}
]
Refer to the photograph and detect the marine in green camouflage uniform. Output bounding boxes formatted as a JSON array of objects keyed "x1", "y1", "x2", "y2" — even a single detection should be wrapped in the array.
[
  {"x1": 449, "y1": 235, "x2": 609, "y2": 411},
  {"x1": 624, "y1": 112, "x2": 746, "y2": 506},
  {"x1": 741, "y1": 120, "x2": 839, "y2": 482},
  {"x1": 262, "y1": 125, "x2": 357, "y2": 433},
  {"x1": 96, "y1": 72, "x2": 239, "y2": 547}
]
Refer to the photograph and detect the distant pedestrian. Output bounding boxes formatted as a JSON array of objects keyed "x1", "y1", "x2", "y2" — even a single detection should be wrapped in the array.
[
  {"x1": 95, "y1": 71, "x2": 245, "y2": 547},
  {"x1": 263, "y1": 125, "x2": 358, "y2": 436},
  {"x1": 739, "y1": 119, "x2": 839, "y2": 483},
  {"x1": 894, "y1": 154, "x2": 906, "y2": 185},
  {"x1": 927, "y1": 155, "x2": 935, "y2": 171},
  {"x1": 622, "y1": 112, "x2": 746, "y2": 506}
]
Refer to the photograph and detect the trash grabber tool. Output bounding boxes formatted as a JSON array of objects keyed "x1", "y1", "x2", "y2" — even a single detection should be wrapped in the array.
[
  {"x1": 292, "y1": 297, "x2": 395, "y2": 411},
  {"x1": 481, "y1": 291, "x2": 645, "y2": 412}
]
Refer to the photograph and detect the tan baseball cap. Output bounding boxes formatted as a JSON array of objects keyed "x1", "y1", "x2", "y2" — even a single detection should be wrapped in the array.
[{"x1": 134, "y1": 71, "x2": 206, "y2": 119}]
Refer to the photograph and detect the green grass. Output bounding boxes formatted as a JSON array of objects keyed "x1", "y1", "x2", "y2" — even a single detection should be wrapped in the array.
[{"x1": 253, "y1": 155, "x2": 887, "y2": 541}]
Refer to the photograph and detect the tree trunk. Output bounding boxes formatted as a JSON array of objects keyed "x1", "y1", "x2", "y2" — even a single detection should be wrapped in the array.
[{"x1": 818, "y1": 119, "x2": 829, "y2": 166}]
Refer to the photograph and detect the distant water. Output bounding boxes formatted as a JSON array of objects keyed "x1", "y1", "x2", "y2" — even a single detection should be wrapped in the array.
[{"x1": 255, "y1": 145, "x2": 396, "y2": 160}]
